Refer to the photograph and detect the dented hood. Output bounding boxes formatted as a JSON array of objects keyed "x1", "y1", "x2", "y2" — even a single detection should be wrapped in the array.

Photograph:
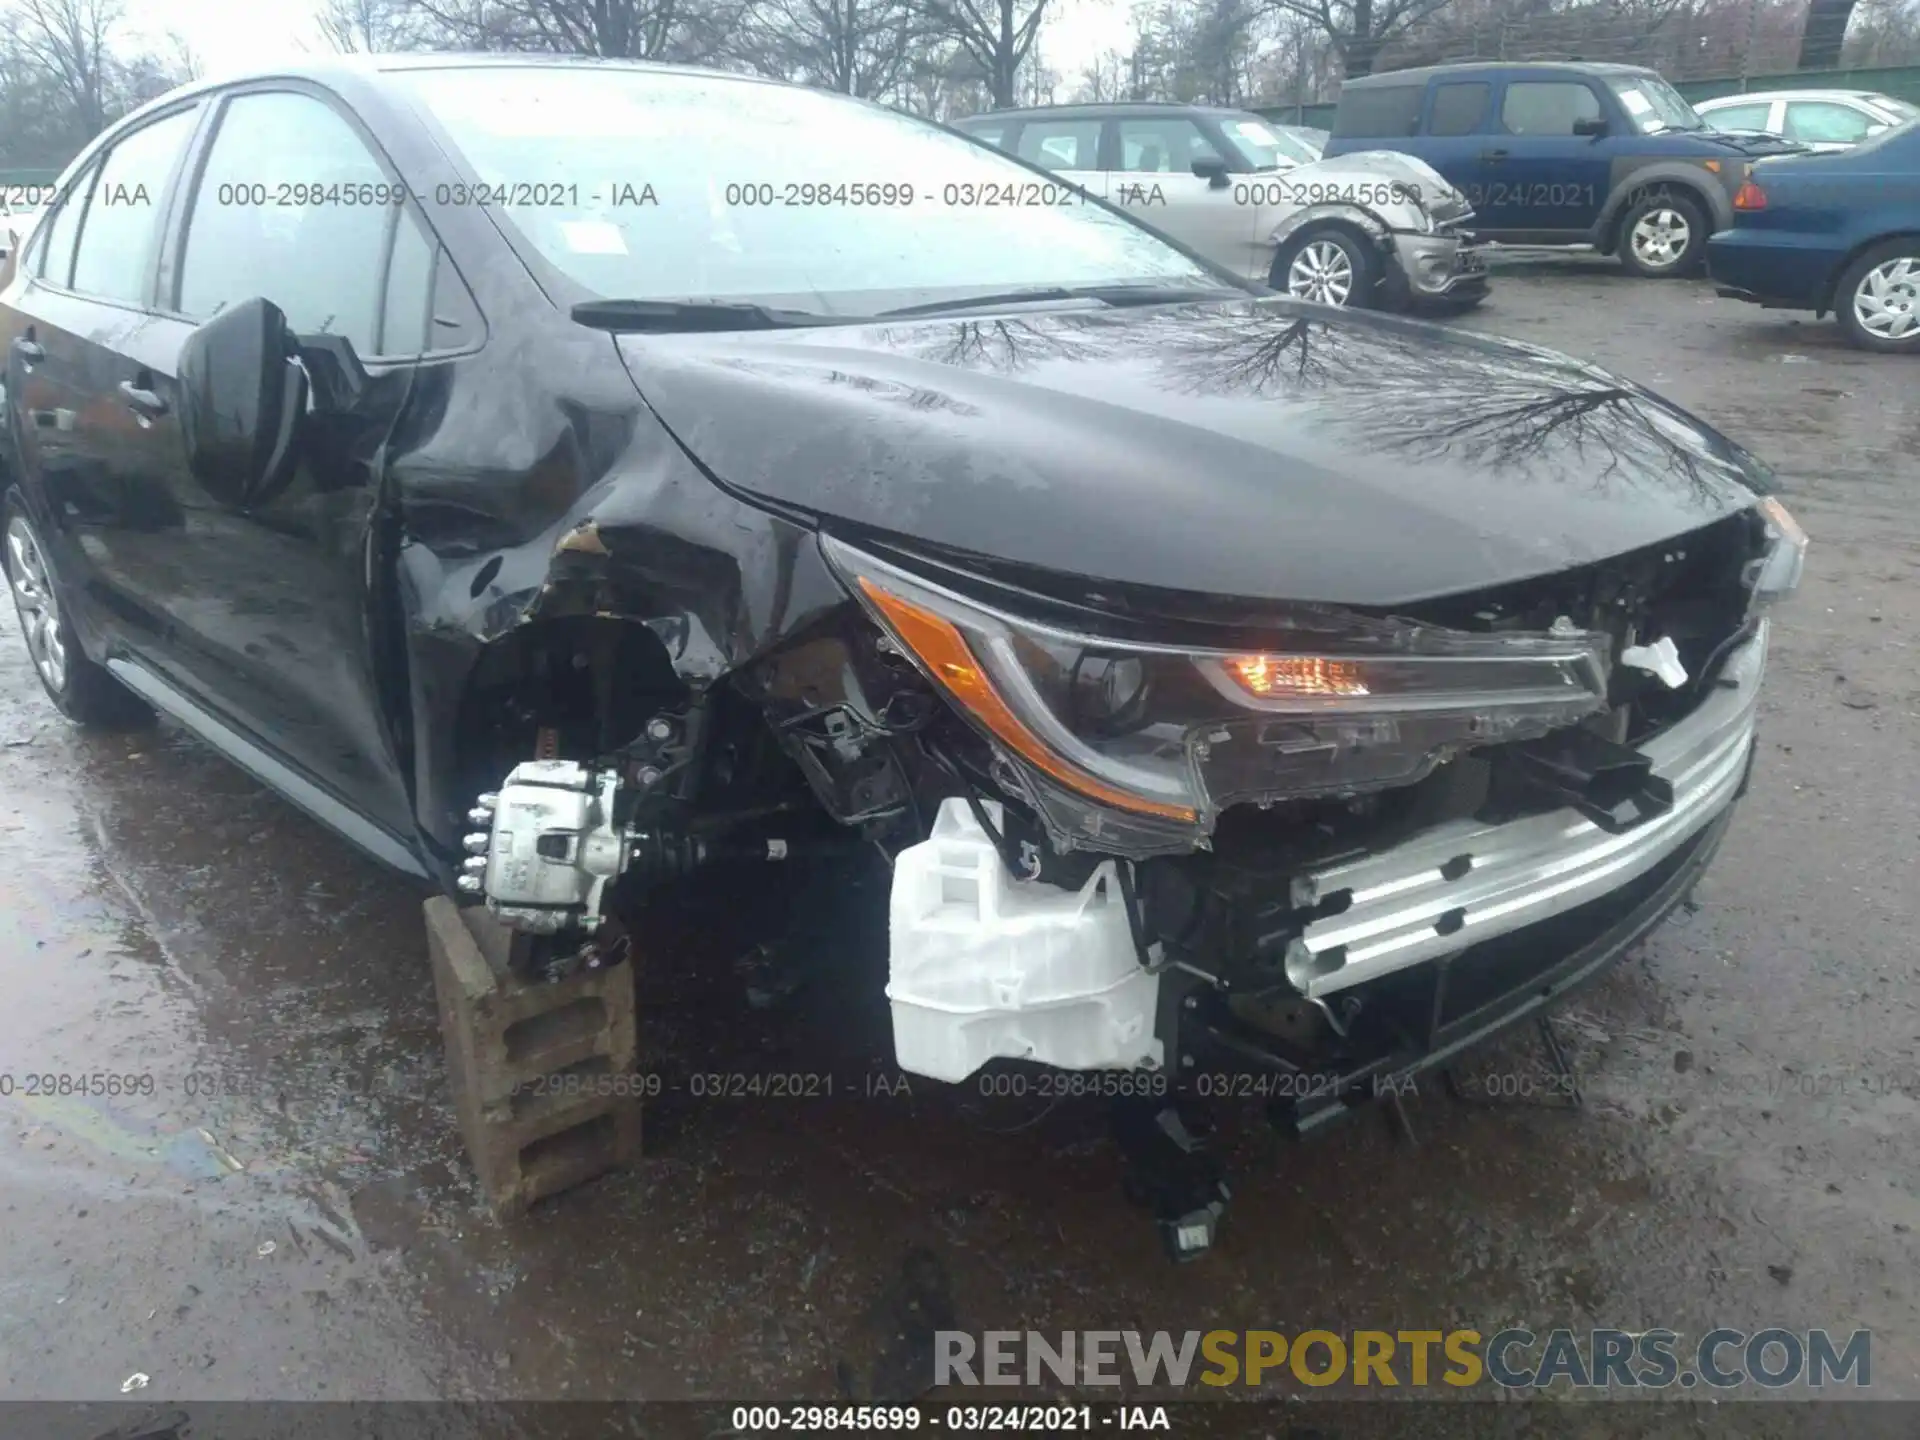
[{"x1": 613, "y1": 298, "x2": 1767, "y2": 607}]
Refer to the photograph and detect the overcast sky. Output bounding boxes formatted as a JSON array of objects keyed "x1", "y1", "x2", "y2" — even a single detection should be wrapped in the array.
[{"x1": 122, "y1": 0, "x2": 1137, "y2": 87}]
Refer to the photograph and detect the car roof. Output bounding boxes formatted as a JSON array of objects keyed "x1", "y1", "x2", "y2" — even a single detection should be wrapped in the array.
[
  {"x1": 1340, "y1": 60, "x2": 1659, "y2": 88},
  {"x1": 1696, "y1": 88, "x2": 1899, "y2": 106},
  {"x1": 951, "y1": 102, "x2": 1255, "y2": 122}
]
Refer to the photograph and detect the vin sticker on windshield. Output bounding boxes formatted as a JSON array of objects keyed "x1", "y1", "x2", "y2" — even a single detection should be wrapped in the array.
[{"x1": 561, "y1": 220, "x2": 629, "y2": 255}]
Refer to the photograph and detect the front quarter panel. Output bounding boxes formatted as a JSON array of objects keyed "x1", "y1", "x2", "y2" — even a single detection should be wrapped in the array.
[{"x1": 391, "y1": 311, "x2": 849, "y2": 861}]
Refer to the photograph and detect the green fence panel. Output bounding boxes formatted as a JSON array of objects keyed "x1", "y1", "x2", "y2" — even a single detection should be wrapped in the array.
[{"x1": 1675, "y1": 64, "x2": 1920, "y2": 105}]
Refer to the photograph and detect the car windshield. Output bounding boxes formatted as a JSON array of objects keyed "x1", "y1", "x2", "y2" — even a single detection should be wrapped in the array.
[
  {"x1": 1218, "y1": 117, "x2": 1320, "y2": 168},
  {"x1": 394, "y1": 67, "x2": 1222, "y2": 321},
  {"x1": 1607, "y1": 75, "x2": 1705, "y2": 134}
]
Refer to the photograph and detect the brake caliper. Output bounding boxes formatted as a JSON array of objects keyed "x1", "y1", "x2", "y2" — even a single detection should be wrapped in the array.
[{"x1": 461, "y1": 760, "x2": 632, "y2": 934}]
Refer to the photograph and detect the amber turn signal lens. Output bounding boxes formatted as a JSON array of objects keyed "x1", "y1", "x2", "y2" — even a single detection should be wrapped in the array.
[
  {"x1": 1227, "y1": 654, "x2": 1371, "y2": 698},
  {"x1": 1732, "y1": 180, "x2": 1767, "y2": 210},
  {"x1": 856, "y1": 578, "x2": 1198, "y2": 822}
]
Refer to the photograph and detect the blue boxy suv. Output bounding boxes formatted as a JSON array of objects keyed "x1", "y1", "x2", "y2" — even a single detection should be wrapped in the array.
[
  {"x1": 1707, "y1": 119, "x2": 1920, "y2": 352},
  {"x1": 1325, "y1": 62, "x2": 1802, "y2": 277}
]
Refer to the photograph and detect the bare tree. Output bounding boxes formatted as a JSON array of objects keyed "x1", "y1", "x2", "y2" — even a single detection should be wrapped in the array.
[
  {"x1": 1072, "y1": 46, "x2": 1128, "y2": 101},
  {"x1": 915, "y1": 0, "x2": 1051, "y2": 107},
  {"x1": 401, "y1": 0, "x2": 748, "y2": 61},
  {"x1": 735, "y1": 0, "x2": 924, "y2": 96},
  {"x1": 1261, "y1": 0, "x2": 1457, "y2": 76},
  {"x1": 1843, "y1": 0, "x2": 1920, "y2": 64},
  {"x1": 318, "y1": 0, "x2": 436, "y2": 51},
  {"x1": 162, "y1": 29, "x2": 202, "y2": 80},
  {"x1": 1016, "y1": 51, "x2": 1056, "y2": 102},
  {"x1": 11, "y1": 0, "x2": 122, "y2": 136},
  {"x1": 897, "y1": 37, "x2": 993, "y2": 117}
]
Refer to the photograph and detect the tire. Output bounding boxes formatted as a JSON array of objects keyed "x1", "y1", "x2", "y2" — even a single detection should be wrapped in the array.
[
  {"x1": 1270, "y1": 226, "x2": 1382, "y2": 310},
  {"x1": 1616, "y1": 189, "x2": 1709, "y2": 279},
  {"x1": 3, "y1": 493, "x2": 152, "y2": 727},
  {"x1": 1832, "y1": 239, "x2": 1920, "y2": 353}
]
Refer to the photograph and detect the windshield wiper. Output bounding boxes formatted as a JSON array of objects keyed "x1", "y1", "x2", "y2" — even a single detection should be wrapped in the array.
[
  {"x1": 876, "y1": 284, "x2": 1240, "y2": 318},
  {"x1": 570, "y1": 298, "x2": 837, "y2": 332}
]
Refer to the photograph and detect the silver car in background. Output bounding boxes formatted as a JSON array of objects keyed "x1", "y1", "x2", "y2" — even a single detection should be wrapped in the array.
[
  {"x1": 951, "y1": 101, "x2": 1488, "y2": 312},
  {"x1": 1696, "y1": 89, "x2": 1920, "y2": 152}
]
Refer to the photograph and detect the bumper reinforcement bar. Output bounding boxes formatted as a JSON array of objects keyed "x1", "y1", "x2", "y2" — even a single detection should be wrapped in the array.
[{"x1": 1284, "y1": 620, "x2": 1767, "y2": 999}]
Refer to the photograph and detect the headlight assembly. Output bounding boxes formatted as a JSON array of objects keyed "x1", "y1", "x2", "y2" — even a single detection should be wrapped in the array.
[
  {"x1": 824, "y1": 536, "x2": 1614, "y2": 851},
  {"x1": 1746, "y1": 496, "x2": 1808, "y2": 611}
]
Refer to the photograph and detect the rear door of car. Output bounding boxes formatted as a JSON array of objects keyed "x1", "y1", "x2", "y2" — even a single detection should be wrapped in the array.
[
  {"x1": 1416, "y1": 79, "x2": 1497, "y2": 216},
  {"x1": 1480, "y1": 75, "x2": 1611, "y2": 238},
  {"x1": 0, "y1": 101, "x2": 207, "y2": 677},
  {"x1": 1104, "y1": 114, "x2": 1257, "y2": 276}
]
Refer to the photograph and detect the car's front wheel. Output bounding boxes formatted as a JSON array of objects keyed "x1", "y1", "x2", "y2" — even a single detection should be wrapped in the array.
[
  {"x1": 1271, "y1": 227, "x2": 1380, "y2": 309},
  {"x1": 1617, "y1": 190, "x2": 1709, "y2": 278},
  {"x1": 1834, "y1": 240, "x2": 1920, "y2": 353},
  {"x1": 3, "y1": 494, "x2": 151, "y2": 727}
]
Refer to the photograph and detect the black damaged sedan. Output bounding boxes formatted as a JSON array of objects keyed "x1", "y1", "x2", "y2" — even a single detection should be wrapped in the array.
[{"x1": 1, "y1": 56, "x2": 1805, "y2": 1253}]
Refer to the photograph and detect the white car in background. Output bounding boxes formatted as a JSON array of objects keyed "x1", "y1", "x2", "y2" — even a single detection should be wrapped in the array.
[
  {"x1": 951, "y1": 101, "x2": 1489, "y2": 313},
  {"x1": 1696, "y1": 89, "x2": 1920, "y2": 152},
  {"x1": 0, "y1": 206, "x2": 44, "y2": 283}
]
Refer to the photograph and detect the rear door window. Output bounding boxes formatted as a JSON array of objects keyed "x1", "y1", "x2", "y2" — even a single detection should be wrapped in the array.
[
  {"x1": 1783, "y1": 101, "x2": 1875, "y2": 144},
  {"x1": 961, "y1": 121, "x2": 1011, "y2": 151},
  {"x1": 1332, "y1": 85, "x2": 1424, "y2": 139},
  {"x1": 1015, "y1": 118, "x2": 1102, "y2": 171},
  {"x1": 69, "y1": 106, "x2": 200, "y2": 305},
  {"x1": 1428, "y1": 82, "x2": 1491, "y2": 136},
  {"x1": 33, "y1": 163, "x2": 96, "y2": 288}
]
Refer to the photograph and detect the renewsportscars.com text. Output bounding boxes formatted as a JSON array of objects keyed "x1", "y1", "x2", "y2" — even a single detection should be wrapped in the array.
[{"x1": 935, "y1": 1328, "x2": 1871, "y2": 1390}]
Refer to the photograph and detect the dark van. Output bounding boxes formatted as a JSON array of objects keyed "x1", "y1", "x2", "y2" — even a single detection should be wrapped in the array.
[{"x1": 1324, "y1": 62, "x2": 1802, "y2": 276}]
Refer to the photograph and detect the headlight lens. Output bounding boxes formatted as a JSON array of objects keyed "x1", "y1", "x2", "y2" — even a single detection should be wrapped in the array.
[
  {"x1": 1747, "y1": 497, "x2": 1807, "y2": 610},
  {"x1": 826, "y1": 537, "x2": 1614, "y2": 849}
]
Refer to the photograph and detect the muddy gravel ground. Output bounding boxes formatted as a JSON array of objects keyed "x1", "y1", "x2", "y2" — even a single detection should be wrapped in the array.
[{"x1": 1, "y1": 258, "x2": 1916, "y2": 1430}]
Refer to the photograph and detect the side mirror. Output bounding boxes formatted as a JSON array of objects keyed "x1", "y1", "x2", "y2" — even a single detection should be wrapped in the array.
[
  {"x1": 1573, "y1": 117, "x2": 1610, "y2": 138},
  {"x1": 177, "y1": 297, "x2": 308, "y2": 509},
  {"x1": 1191, "y1": 156, "x2": 1231, "y2": 189}
]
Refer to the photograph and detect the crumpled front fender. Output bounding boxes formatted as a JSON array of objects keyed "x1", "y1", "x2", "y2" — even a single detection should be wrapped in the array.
[{"x1": 1267, "y1": 202, "x2": 1396, "y2": 251}]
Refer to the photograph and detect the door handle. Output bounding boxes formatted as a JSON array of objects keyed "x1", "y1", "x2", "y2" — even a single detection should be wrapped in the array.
[
  {"x1": 119, "y1": 379, "x2": 168, "y2": 418},
  {"x1": 1479, "y1": 148, "x2": 1510, "y2": 162},
  {"x1": 11, "y1": 337, "x2": 43, "y2": 365}
]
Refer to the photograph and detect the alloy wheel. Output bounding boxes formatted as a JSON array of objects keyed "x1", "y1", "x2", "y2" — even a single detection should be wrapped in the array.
[
  {"x1": 1629, "y1": 208, "x2": 1691, "y2": 271},
  {"x1": 6, "y1": 514, "x2": 68, "y2": 694},
  {"x1": 1852, "y1": 256, "x2": 1920, "y2": 341},
  {"x1": 1286, "y1": 239, "x2": 1355, "y2": 306}
]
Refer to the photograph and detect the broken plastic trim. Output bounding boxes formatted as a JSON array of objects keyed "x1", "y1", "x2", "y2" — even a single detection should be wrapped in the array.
[
  {"x1": 1506, "y1": 726, "x2": 1676, "y2": 834},
  {"x1": 823, "y1": 534, "x2": 1614, "y2": 849}
]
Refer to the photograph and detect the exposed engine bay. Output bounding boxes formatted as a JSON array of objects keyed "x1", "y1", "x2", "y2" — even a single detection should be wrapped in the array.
[{"x1": 456, "y1": 498, "x2": 1802, "y2": 1257}]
